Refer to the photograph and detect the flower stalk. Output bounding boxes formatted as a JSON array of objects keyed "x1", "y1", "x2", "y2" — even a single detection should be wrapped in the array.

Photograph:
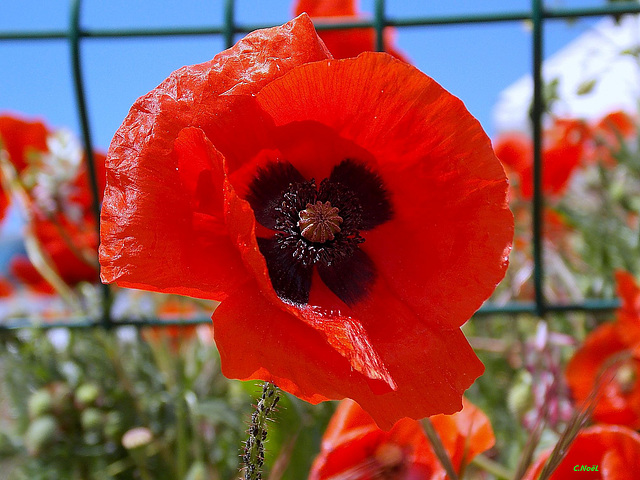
[
  {"x1": 421, "y1": 417, "x2": 459, "y2": 480},
  {"x1": 243, "y1": 382, "x2": 280, "y2": 480},
  {"x1": 472, "y1": 453, "x2": 513, "y2": 480}
]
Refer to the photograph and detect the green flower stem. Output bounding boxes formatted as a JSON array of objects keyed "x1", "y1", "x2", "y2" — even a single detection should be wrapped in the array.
[
  {"x1": 472, "y1": 454, "x2": 514, "y2": 480},
  {"x1": 243, "y1": 382, "x2": 280, "y2": 480},
  {"x1": 176, "y1": 364, "x2": 188, "y2": 479},
  {"x1": 421, "y1": 417, "x2": 459, "y2": 480}
]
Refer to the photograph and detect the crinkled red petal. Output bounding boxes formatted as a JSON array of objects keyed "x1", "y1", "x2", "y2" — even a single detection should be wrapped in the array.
[
  {"x1": 213, "y1": 276, "x2": 484, "y2": 429},
  {"x1": 256, "y1": 52, "x2": 512, "y2": 329},
  {"x1": 101, "y1": 127, "x2": 250, "y2": 299},
  {"x1": 99, "y1": 15, "x2": 331, "y2": 300}
]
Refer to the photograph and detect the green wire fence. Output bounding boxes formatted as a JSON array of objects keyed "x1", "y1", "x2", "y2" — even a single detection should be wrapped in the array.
[{"x1": 1, "y1": 0, "x2": 640, "y2": 329}]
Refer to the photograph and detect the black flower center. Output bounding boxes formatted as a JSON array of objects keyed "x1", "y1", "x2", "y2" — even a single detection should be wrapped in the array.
[{"x1": 246, "y1": 159, "x2": 392, "y2": 306}]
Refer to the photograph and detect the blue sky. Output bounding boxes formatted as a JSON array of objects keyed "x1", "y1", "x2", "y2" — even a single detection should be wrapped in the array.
[{"x1": 0, "y1": 0, "x2": 606, "y2": 152}]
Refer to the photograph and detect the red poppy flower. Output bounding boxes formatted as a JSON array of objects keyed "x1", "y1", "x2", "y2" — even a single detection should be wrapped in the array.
[
  {"x1": 493, "y1": 120, "x2": 586, "y2": 200},
  {"x1": 0, "y1": 113, "x2": 50, "y2": 219},
  {"x1": 99, "y1": 15, "x2": 513, "y2": 428},
  {"x1": 0, "y1": 117, "x2": 105, "y2": 293},
  {"x1": 566, "y1": 322, "x2": 640, "y2": 429},
  {"x1": 309, "y1": 397, "x2": 495, "y2": 479},
  {"x1": 293, "y1": 0, "x2": 408, "y2": 61},
  {"x1": 566, "y1": 272, "x2": 640, "y2": 429},
  {"x1": 523, "y1": 425, "x2": 640, "y2": 479},
  {"x1": 588, "y1": 111, "x2": 636, "y2": 166}
]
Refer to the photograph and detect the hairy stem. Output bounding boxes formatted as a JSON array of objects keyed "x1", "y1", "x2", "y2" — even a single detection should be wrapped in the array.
[{"x1": 243, "y1": 382, "x2": 280, "y2": 480}]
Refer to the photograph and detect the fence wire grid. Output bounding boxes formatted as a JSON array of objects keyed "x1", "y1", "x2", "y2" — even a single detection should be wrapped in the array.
[{"x1": 2, "y1": 0, "x2": 640, "y2": 329}]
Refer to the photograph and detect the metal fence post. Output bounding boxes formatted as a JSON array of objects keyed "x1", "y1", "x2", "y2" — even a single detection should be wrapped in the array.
[{"x1": 69, "y1": 0, "x2": 113, "y2": 329}]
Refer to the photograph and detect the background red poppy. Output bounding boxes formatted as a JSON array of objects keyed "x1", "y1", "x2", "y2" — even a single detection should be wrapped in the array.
[
  {"x1": 566, "y1": 271, "x2": 640, "y2": 429},
  {"x1": 523, "y1": 425, "x2": 640, "y2": 479},
  {"x1": 309, "y1": 397, "x2": 495, "y2": 479},
  {"x1": 0, "y1": 114, "x2": 50, "y2": 220},
  {"x1": 293, "y1": 0, "x2": 409, "y2": 61}
]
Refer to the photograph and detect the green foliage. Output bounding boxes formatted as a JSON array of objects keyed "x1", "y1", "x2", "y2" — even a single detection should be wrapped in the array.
[{"x1": 0, "y1": 328, "x2": 333, "y2": 479}]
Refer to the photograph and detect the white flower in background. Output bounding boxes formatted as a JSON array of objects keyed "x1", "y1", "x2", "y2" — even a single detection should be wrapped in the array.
[{"x1": 30, "y1": 128, "x2": 83, "y2": 221}]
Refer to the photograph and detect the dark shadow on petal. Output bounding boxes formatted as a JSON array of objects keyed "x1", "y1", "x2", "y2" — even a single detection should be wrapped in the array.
[
  {"x1": 246, "y1": 162, "x2": 306, "y2": 229},
  {"x1": 257, "y1": 236, "x2": 313, "y2": 305},
  {"x1": 329, "y1": 159, "x2": 393, "y2": 230},
  {"x1": 317, "y1": 248, "x2": 376, "y2": 306}
]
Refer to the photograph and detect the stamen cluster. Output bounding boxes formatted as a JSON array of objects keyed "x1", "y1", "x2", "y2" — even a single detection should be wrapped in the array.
[{"x1": 274, "y1": 178, "x2": 364, "y2": 268}]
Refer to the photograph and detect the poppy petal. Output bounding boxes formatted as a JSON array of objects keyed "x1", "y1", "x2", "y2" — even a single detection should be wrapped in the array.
[
  {"x1": 100, "y1": 127, "x2": 251, "y2": 300},
  {"x1": 256, "y1": 52, "x2": 513, "y2": 329},
  {"x1": 429, "y1": 397, "x2": 496, "y2": 469},
  {"x1": 214, "y1": 275, "x2": 484, "y2": 428},
  {"x1": 99, "y1": 14, "x2": 332, "y2": 298}
]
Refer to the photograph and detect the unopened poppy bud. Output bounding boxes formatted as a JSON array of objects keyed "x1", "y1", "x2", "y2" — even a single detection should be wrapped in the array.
[
  {"x1": 508, "y1": 375, "x2": 534, "y2": 419},
  {"x1": 75, "y1": 383, "x2": 100, "y2": 409},
  {"x1": 81, "y1": 408, "x2": 104, "y2": 432},
  {"x1": 25, "y1": 415, "x2": 58, "y2": 456},
  {"x1": 28, "y1": 389, "x2": 53, "y2": 418},
  {"x1": 103, "y1": 411, "x2": 124, "y2": 439}
]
